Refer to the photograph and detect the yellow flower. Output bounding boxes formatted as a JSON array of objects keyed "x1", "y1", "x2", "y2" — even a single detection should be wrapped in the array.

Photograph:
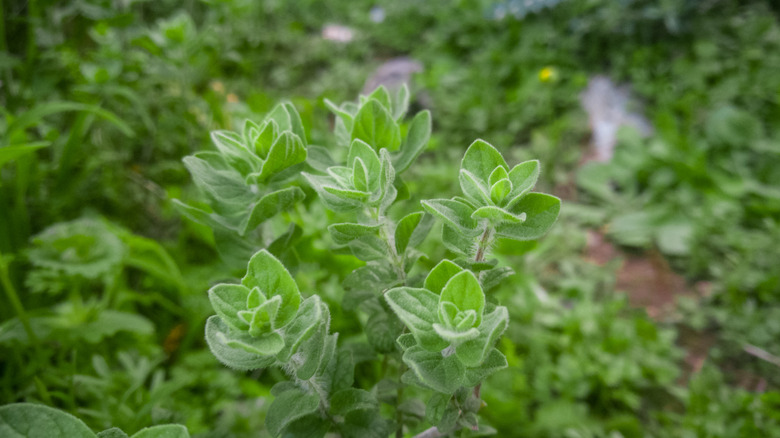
[{"x1": 539, "y1": 67, "x2": 556, "y2": 82}]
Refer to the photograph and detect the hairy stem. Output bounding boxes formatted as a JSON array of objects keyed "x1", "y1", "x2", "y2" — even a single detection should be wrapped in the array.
[{"x1": 474, "y1": 227, "x2": 494, "y2": 262}]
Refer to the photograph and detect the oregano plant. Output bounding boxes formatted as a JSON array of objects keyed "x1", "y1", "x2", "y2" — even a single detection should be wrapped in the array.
[
  {"x1": 201, "y1": 85, "x2": 560, "y2": 437},
  {"x1": 0, "y1": 86, "x2": 559, "y2": 437}
]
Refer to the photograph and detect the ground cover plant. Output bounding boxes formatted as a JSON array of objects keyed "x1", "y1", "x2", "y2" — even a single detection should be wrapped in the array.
[{"x1": 2, "y1": 0, "x2": 780, "y2": 436}]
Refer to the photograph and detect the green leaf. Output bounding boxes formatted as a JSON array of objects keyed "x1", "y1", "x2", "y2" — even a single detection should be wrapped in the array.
[
  {"x1": 463, "y1": 348, "x2": 508, "y2": 387},
  {"x1": 393, "y1": 110, "x2": 431, "y2": 173},
  {"x1": 490, "y1": 178, "x2": 512, "y2": 205},
  {"x1": 338, "y1": 410, "x2": 391, "y2": 438},
  {"x1": 97, "y1": 428, "x2": 129, "y2": 438},
  {"x1": 461, "y1": 139, "x2": 508, "y2": 182},
  {"x1": 488, "y1": 166, "x2": 509, "y2": 187},
  {"x1": 424, "y1": 260, "x2": 464, "y2": 295},
  {"x1": 402, "y1": 345, "x2": 465, "y2": 394},
  {"x1": 7, "y1": 101, "x2": 134, "y2": 138},
  {"x1": 425, "y1": 393, "x2": 452, "y2": 425},
  {"x1": 351, "y1": 99, "x2": 401, "y2": 151},
  {"x1": 277, "y1": 296, "x2": 324, "y2": 363},
  {"x1": 205, "y1": 316, "x2": 276, "y2": 370},
  {"x1": 257, "y1": 131, "x2": 306, "y2": 182},
  {"x1": 130, "y1": 425, "x2": 190, "y2": 438},
  {"x1": 292, "y1": 303, "x2": 332, "y2": 380},
  {"x1": 505, "y1": 160, "x2": 540, "y2": 207},
  {"x1": 242, "y1": 250, "x2": 301, "y2": 328},
  {"x1": 303, "y1": 173, "x2": 364, "y2": 212},
  {"x1": 441, "y1": 224, "x2": 475, "y2": 256},
  {"x1": 279, "y1": 415, "x2": 330, "y2": 438},
  {"x1": 0, "y1": 143, "x2": 50, "y2": 169},
  {"x1": 471, "y1": 206, "x2": 525, "y2": 224},
  {"x1": 210, "y1": 130, "x2": 261, "y2": 176},
  {"x1": 328, "y1": 223, "x2": 381, "y2": 245},
  {"x1": 394, "y1": 212, "x2": 423, "y2": 254},
  {"x1": 183, "y1": 152, "x2": 252, "y2": 206},
  {"x1": 459, "y1": 169, "x2": 492, "y2": 206},
  {"x1": 421, "y1": 199, "x2": 479, "y2": 236},
  {"x1": 384, "y1": 287, "x2": 448, "y2": 351},
  {"x1": 348, "y1": 139, "x2": 382, "y2": 191},
  {"x1": 351, "y1": 157, "x2": 369, "y2": 192},
  {"x1": 496, "y1": 193, "x2": 561, "y2": 241},
  {"x1": 432, "y1": 324, "x2": 480, "y2": 345},
  {"x1": 241, "y1": 187, "x2": 306, "y2": 235},
  {"x1": 440, "y1": 271, "x2": 485, "y2": 325},
  {"x1": 266, "y1": 387, "x2": 321, "y2": 437},
  {"x1": 363, "y1": 299, "x2": 403, "y2": 353},
  {"x1": 456, "y1": 307, "x2": 508, "y2": 367},
  {"x1": 366, "y1": 86, "x2": 392, "y2": 110},
  {"x1": 392, "y1": 84, "x2": 411, "y2": 120},
  {"x1": 208, "y1": 284, "x2": 251, "y2": 331},
  {"x1": 266, "y1": 102, "x2": 307, "y2": 146},
  {"x1": 0, "y1": 403, "x2": 96, "y2": 438},
  {"x1": 330, "y1": 389, "x2": 378, "y2": 416}
]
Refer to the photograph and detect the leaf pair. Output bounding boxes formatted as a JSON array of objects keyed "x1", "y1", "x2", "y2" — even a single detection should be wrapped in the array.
[
  {"x1": 385, "y1": 261, "x2": 509, "y2": 393},
  {"x1": 422, "y1": 139, "x2": 561, "y2": 256},
  {"x1": 205, "y1": 250, "x2": 326, "y2": 371}
]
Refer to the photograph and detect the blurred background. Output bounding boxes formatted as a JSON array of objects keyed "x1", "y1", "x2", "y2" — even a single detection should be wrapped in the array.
[{"x1": 1, "y1": 0, "x2": 780, "y2": 436}]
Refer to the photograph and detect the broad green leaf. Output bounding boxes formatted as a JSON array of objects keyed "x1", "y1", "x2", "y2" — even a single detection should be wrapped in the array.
[
  {"x1": 266, "y1": 102, "x2": 307, "y2": 146},
  {"x1": 325, "y1": 98, "x2": 355, "y2": 134},
  {"x1": 424, "y1": 260, "x2": 464, "y2": 295},
  {"x1": 266, "y1": 387, "x2": 321, "y2": 437},
  {"x1": 0, "y1": 143, "x2": 49, "y2": 169},
  {"x1": 279, "y1": 415, "x2": 330, "y2": 438},
  {"x1": 306, "y1": 145, "x2": 336, "y2": 172},
  {"x1": 506, "y1": 160, "x2": 540, "y2": 207},
  {"x1": 328, "y1": 223, "x2": 382, "y2": 245},
  {"x1": 242, "y1": 250, "x2": 301, "y2": 328},
  {"x1": 0, "y1": 403, "x2": 96, "y2": 438},
  {"x1": 440, "y1": 271, "x2": 485, "y2": 325},
  {"x1": 323, "y1": 185, "x2": 371, "y2": 202},
  {"x1": 496, "y1": 193, "x2": 561, "y2": 241},
  {"x1": 471, "y1": 206, "x2": 525, "y2": 224},
  {"x1": 338, "y1": 410, "x2": 391, "y2": 438},
  {"x1": 393, "y1": 110, "x2": 431, "y2": 173},
  {"x1": 421, "y1": 199, "x2": 479, "y2": 236},
  {"x1": 394, "y1": 212, "x2": 424, "y2": 254},
  {"x1": 205, "y1": 316, "x2": 276, "y2": 370},
  {"x1": 384, "y1": 287, "x2": 448, "y2": 351},
  {"x1": 488, "y1": 166, "x2": 509, "y2": 186},
  {"x1": 376, "y1": 149, "x2": 397, "y2": 210},
  {"x1": 352, "y1": 157, "x2": 369, "y2": 192},
  {"x1": 327, "y1": 349, "x2": 356, "y2": 393},
  {"x1": 222, "y1": 329, "x2": 284, "y2": 357},
  {"x1": 257, "y1": 131, "x2": 306, "y2": 182},
  {"x1": 348, "y1": 139, "x2": 382, "y2": 191},
  {"x1": 351, "y1": 99, "x2": 401, "y2": 151},
  {"x1": 441, "y1": 224, "x2": 475, "y2": 256},
  {"x1": 248, "y1": 296, "x2": 282, "y2": 335},
  {"x1": 456, "y1": 307, "x2": 508, "y2": 367},
  {"x1": 292, "y1": 303, "x2": 332, "y2": 380},
  {"x1": 425, "y1": 393, "x2": 452, "y2": 425},
  {"x1": 402, "y1": 345, "x2": 465, "y2": 394},
  {"x1": 461, "y1": 139, "x2": 508, "y2": 182},
  {"x1": 210, "y1": 130, "x2": 260, "y2": 176},
  {"x1": 490, "y1": 178, "x2": 512, "y2": 205},
  {"x1": 366, "y1": 86, "x2": 392, "y2": 110},
  {"x1": 97, "y1": 428, "x2": 129, "y2": 438},
  {"x1": 330, "y1": 388, "x2": 378, "y2": 416},
  {"x1": 303, "y1": 173, "x2": 364, "y2": 212},
  {"x1": 463, "y1": 348, "x2": 508, "y2": 387},
  {"x1": 73, "y1": 311, "x2": 154, "y2": 343},
  {"x1": 208, "y1": 284, "x2": 251, "y2": 331},
  {"x1": 183, "y1": 152, "x2": 252, "y2": 205},
  {"x1": 130, "y1": 425, "x2": 190, "y2": 438},
  {"x1": 277, "y1": 296, "x2": 323, "y2": 363},
  {"x1": 459, "y1": 169, "x2": 492, "y2": 206},
  {"x1": 241, "y1": 187, "x2": 306, "y2": 235},
  {"x1": 364, "y1": 299, "x2": 403, "y2": 353},
  {"x1": 480, "y1": 266, "x2": 515, "y2": 292},
  {"x1": 346, "y1": 235, "x2": 387, "y2": 261}
]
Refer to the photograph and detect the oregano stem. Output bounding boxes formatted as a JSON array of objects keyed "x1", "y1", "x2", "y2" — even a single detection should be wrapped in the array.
[{"x1": 474, "y1": 227, "x2": 494, "y2": 262}]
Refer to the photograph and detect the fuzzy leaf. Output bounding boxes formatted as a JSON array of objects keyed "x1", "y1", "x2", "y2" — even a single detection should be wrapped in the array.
[
  {"x1": 241, "y1": 187, "x2": 305, "y2": 235},
  {"x1": 424, "y1": 260, "x2": 464, "y2": 295},
  {"x1": 432, "y1": 324, "x2": 480, "y2": 345},
  {"x1": 256, "y1": 131, "x2": 306, "y2": 182},
  {"x1": 242, "y1": 250, "x2": 301, "y2": 328},
  {"x1": 471, "y1": 206, "x2": 525, "y2": 224},
  {"x1": 496, "y1": 193, "x2": 561, "y2": 241},
  {"x1": 463, "y1": 348, "x2": 508, "y2": 387},
  {"x1": 440, "y1": 271, "x2": 485, "y2": 325},
  {"x1": 456, "y1": 307, "x2": 508, "y2": 367},
  {"x1": 384, "y1": 287, "x2": 448, "y2": 351},
  {"x1": 266, "y1": 102, "x2": 307, "y2": 146},
  {"x1": 328, "y1": 223, "x2": 382, "y2": 245},
  {"x1": 0, "y1": 403, "x2": 96, "y2": 438},
  {"x1": 393, "y1": 110, "x2": 431, "y2": 173},
  {"x1": 394, "y1": 212, "x2": 426, "y2": 254},
  {"x1": 459, "y1": 169, "x2": 492, "y2": 206},
  {"x1": 130, "y1": 425, "x2": 190, "y2": 438},
  {"x1": 402, "y1": 345, "x2": 466, "y2": 394},
  {"x1": 205, "y1": 316, "x2": 276, "y2": 370},
  {"x1": 208, "y1": 284, "x2": 251, "y2": 331},
  {"x1": 277, "y1": 296, "x2": 323, "y2": 363},
  {"x1": 330, "y1": 389, "x2": 378, "y2": 416},
  {"x1": 351, "y1": 99, "x2": 401, "y2": 151},
  {"x1": 461, "y1": 139, "x2": 508, "y2": 182},
  {"x1": 266, "y1": 387, "x2": 321, "y2": 437},
  {"x1": 506, "y1": 160, "x2": 540, "y2": 207},
  {"x1": 421, "y1": 199, "x2": 479, "y2": 236},
  {"x1": 490, "y1": 178, "x2": 512, "y2": 205}
]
